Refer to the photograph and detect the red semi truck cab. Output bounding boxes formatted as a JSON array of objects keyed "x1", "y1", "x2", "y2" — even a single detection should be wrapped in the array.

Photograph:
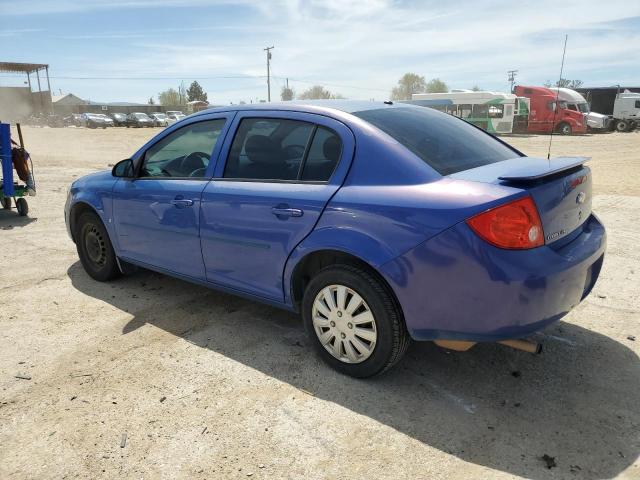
[{"x1": 514, "y1": 85, "x2": 586, "y2": 135}]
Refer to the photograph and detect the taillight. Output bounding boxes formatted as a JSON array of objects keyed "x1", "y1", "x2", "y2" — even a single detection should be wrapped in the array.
[{"x1": 466, "y1": 196, "x2": 544, "y2": 249}]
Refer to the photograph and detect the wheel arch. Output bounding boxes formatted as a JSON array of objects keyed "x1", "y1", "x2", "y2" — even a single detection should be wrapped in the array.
[
  {"x1": 68, "y1": 201, "x2": 104, "y2": 243},
  {"x1": 287, "y1": 248, "x2": 404, "y2": 321}
]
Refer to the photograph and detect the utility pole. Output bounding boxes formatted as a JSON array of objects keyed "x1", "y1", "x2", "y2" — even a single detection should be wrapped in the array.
[
  {"x1": 264, "y1": 46, "x2": 274, "y2": 102},
  {"x1": 507, "y1": 70, "x2": 518, "y2": 93}
]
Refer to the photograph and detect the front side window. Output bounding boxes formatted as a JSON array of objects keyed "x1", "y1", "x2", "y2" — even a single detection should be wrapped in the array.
[
  {"x1": 353, "y1": 107, "x2": 519, "y2": 176},
  {"x1": 224, "y1": 118, "x2": 342, "y2": 182},
  {"x1": 140, "y1": 119, "x2": 226, "y2": 178}
]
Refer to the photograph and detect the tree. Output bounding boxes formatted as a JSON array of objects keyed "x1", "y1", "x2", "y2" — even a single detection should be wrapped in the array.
[
  {"x1": 390, "y1": 73, "x2": 427, "y2": 100},
  {"x1": 187, "y1": 81, "x2": 208, "y2": 102},
  {"x1": 178, "y1": 81, "x2": 187, "y2": 105},
  {"x1": 298, "y1": 85, "x2": 343, "y2": 100},
  {"x1": 158, "y1": 88, "x2": 181, "y2": 106},
  {"x1": 425, "y1": 78, "x2": 448, "y2": 93},
  {"x1": 148, "y1": 97, "x2": 155, "y2": 105},
  {"x1": 281, "y1": 85, "x2": 295, "y2": 101}
]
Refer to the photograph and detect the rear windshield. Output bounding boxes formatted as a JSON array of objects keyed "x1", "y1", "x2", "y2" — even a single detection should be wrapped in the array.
[{"x1": 353, "y1": 107, "x2": 520, "y2": 175}]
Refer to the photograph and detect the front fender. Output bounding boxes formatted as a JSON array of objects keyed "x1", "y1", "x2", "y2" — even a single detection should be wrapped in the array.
[
  {"x1": 67, "y1": 187, "x2": 117, "y2": 250},
  {"x1": 282, "y1": 226, "x2": 397, "y2": 306}
]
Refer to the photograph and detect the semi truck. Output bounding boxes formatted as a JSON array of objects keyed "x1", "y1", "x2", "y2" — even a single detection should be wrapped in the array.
[
  {"x1": 408, "y1": 90, "x2": 529, "y2": 134},
  {"x1": 513, "y1": 85, "x2": 587, "y2": 135},
  {"x1": 555, "y1": 88, "x2": 610, "y2": 132},
  {"x1": 576, "y1": 86, "x2": 640, "y2": 132}
]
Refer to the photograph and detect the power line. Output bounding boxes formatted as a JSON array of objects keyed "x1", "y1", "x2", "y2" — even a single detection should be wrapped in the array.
[{"x1": 0, "y1": 71, "x2": 392, "y2": 94}]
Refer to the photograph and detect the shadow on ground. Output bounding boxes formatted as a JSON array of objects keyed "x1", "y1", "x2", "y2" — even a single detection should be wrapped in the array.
[
  {"x1": 68, "y1": 262, "x2": 639, "y2": 479},
  {"x1": 0, "y1": 210, "x2": 37, "y2": 229}
]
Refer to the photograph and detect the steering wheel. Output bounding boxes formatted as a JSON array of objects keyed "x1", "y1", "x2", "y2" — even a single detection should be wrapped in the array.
[{"x1": 179, "y1": 151, "x2": 211, "y2": 176}]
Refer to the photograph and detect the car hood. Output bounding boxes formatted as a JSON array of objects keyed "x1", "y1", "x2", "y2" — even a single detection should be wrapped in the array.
[{"x1": 72, "y1": 169, "x2": 116, "y2": 189}]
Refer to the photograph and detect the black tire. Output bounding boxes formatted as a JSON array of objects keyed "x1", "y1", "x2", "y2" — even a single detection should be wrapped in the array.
[
  {"x1": 1, "y1": 197, "x2": 11, "y2": 209},
  {"x1": 616, "y1": 120, "x2": 629, "y2": 132},
  {"x1": 302, "y1": 264, "x2": 410, "y2": 378},
  {"x1": 16, "y1": 198, "x2": 28, "y2": 216},
  {"x1": 75, "y1": 211, "x2": 121, "y2": 282},
  {"x1": 558, "y1": 122, "x2": 572, "y2": 135}
]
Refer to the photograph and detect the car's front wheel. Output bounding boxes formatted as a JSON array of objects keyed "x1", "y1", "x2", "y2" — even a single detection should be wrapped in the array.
[
  {"x1": 302, "y1": 265, "x2": 410, "y2": 378},
  {"x1": 75, "y1": 211, "x2": 121, "y2": 282}
]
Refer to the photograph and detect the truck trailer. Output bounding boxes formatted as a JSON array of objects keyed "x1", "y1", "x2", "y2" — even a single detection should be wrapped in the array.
[{"x1": 575, "y1": 86, "x2": 640, "y2": 132}]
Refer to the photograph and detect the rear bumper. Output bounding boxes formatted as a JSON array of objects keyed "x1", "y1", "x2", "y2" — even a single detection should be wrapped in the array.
[{"x1": 380, "y1": 214, "x2": 606, "y2": 341}]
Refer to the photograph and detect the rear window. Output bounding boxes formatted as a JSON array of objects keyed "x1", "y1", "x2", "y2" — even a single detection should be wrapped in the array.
[{"x1": 353, "y1": 107, "x2": 519, "y2": 175}]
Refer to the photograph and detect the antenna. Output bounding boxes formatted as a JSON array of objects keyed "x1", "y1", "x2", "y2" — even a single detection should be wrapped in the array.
[{"x1": 547, "y1": 34, "x2": 568, "y2": 160}]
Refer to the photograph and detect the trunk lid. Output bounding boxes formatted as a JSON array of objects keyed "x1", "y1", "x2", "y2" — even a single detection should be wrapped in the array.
[{"x1": 451, "y1": 156, "x2": 592, "y2": 245}]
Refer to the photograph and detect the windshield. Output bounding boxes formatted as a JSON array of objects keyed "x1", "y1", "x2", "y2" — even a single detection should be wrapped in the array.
[
  {"x1": 134, "y1": 113, "x2": 148, "y2": 118},
  {"x1": 577, "y1": 103, "x2": 590, "y2": 113},
  {"x1": 353, "y1": 107, "x2": 520, "y2": 176}
]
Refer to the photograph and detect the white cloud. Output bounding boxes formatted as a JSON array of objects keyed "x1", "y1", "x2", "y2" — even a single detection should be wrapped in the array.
[{"x1": 5, "y1": 0, "x2": 639, "y2": 102}]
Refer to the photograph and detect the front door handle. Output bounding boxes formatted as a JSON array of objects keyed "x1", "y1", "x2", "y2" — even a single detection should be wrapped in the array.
[
  {"x1": 271, "y1": 207, "x2": 304, "y2": 218},
  {"x1": 171, "y1": 197, "x2": 194, "y2": 208}
]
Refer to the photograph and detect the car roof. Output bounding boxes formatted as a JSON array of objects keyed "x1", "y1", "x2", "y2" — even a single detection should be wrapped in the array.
[{"x1": 191, "y1": 99, "x2": 416, "y2": 119}]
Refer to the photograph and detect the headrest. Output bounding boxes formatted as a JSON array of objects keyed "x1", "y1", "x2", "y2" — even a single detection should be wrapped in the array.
[
  {"x1": 245, "y1": 135, "x2": 278, "y2": 164},
  {"x1": 323, "y1": 136, "x2": 341, "y2": 161}
]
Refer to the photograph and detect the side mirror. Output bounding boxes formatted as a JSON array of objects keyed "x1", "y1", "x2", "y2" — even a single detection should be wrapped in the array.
[{"x1": 112, "y1": 158, "x2": 135, "y2": 178}]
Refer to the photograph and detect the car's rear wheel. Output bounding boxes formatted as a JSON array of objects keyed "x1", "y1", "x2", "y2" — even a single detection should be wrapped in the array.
[
  {"x1": 302, "y1": 265, "x2": 409, "y2": 378},
  {"x1": 76, "y1": 211, "x2": 121, "y2": 282}
]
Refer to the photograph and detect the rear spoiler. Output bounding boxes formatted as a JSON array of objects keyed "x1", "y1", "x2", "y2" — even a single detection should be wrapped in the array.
[{"x1": 498, "y1": 156, "x2": 590, "y2": 182}]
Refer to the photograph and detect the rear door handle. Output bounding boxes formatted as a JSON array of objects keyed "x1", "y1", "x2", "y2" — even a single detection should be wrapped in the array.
[
  {"x1": 171, "y1": 197, "x2": 194, "y2": 208},
  {"x1": 271, "y1": 207, "x2": 303, "y2": 218}
]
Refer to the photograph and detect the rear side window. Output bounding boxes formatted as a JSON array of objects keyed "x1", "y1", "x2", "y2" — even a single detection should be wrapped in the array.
[
  {"x1": 301, "y1": 127, "x2": 341, "y2": 181},
  {"x1": 353, "y1": 107, "x2": 519, "y2": 175},
  {"x1": 224, "y1": 118, "x2": 342, "y2": 182}
]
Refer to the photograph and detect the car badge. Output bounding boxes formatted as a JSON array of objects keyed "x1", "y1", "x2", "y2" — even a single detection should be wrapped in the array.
[{"x1": 576, "y1": 192, "x2": 586, "y2": 204}]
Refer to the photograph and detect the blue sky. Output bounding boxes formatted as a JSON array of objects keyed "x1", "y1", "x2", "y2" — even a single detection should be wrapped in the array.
[{"x1": 1, "y1": 0, "x2": 639, "y2": 104}]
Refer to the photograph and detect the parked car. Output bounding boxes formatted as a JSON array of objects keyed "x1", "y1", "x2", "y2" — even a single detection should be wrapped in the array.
[
  {"x1": 64, "y1": 113, "x2": 84, "y2": 127},
  {"x1": 110, "y1": 113, "x2": 128, "y2": 127},
  {"x1": 82, "y1": 113, "x2": 108, "y2": 129},
  {"x1": 166, "y1": 113, "x2": 186, "y2": 125},
  {"x1": 126, "y1": 112, "x2": 154, "y2": 128},
  {"x1": 149, "y1": 112, "x2": 169, "y2": 127},
  {"x1": 65, "y1": 101, "x2": 606, "y2": 378},
  {"x1": 95, "y1": 114, "x2": 114, "y2": 127}
]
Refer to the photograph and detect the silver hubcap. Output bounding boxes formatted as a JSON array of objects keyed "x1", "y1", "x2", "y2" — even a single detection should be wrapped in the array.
[{"x1": 312, "y1": 284, "x2": 377, "y2": 364}]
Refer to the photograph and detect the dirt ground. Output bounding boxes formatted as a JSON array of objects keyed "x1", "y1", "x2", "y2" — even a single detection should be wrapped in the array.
[{"x1": 1, "y1": 126, "x2": 639, "y2": 480}]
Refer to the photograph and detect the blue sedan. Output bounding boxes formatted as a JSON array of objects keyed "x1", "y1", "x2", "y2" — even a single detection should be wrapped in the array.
[{"x1": 65, "y1": 101, "x2": 606, "y2": 377}]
